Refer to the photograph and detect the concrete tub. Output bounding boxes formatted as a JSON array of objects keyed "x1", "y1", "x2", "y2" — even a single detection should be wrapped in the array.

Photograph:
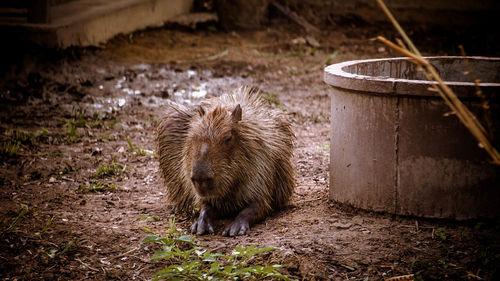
[{"x1": 324, "y1": 56, "x2": 500, "y2": 219}]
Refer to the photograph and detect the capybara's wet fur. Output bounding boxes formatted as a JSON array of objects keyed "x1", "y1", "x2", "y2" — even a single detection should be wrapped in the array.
[{"x1": 157, "y1": 87, "x2": 294, "y2": 236}]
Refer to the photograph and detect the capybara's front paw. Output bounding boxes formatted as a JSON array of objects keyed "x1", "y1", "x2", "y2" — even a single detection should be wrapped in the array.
[
  {"x1": 222, "y1": 218, "x2": 250, "y2": 237},
  {"x1": 190, "y1": 216, "x2": 214, "y2": 235}
]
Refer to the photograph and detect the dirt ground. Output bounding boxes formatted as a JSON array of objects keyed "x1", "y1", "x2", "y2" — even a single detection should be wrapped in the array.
[{"x1": 1, "y1": 16, "x2": 499, "y2": 281}]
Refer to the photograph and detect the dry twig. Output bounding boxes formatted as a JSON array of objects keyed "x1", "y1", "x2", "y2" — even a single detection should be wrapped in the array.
[
  {"x1": 75, "y1": 257, "x2": 99, "y2": 272},
  {"x1": 384, "y1": 274, "x2": 415, "y2": 281},
  {"x1": 459, "y1": 45, "x2": 495, "y2": 140},
  {"x1": 111, "y1": 246, "x2": 139, "y2": 260},
  {"x1": 175, "y1": 49, "x2": 229, "y2": 64},
  {"x1": 375, "y1": 0, "x2": 500, "y2": 165}
]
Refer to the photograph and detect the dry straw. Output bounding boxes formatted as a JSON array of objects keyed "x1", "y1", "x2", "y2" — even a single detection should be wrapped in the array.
[{"x1": 375, "y1": 0, "x2": 500, "y2": 165}]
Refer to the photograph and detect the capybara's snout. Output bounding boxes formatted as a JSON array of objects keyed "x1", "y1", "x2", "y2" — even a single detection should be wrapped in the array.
[{"x1": 191, "y1": 161, "x2": 215, "y2": 196}]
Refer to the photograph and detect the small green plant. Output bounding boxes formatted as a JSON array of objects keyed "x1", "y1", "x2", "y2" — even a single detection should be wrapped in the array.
[
  {"x1": 457, "y1": 226, "x2": 467, "y2": 240},
  {"x1": 59, "y1": 111, "x2": 119, "y2": 143},
  {"x1": 409, "y1": 256, "x2": 419, "y2": 271},
  {"x1": 438, "y1": 258, "x2": 450, "y2": 269},
  {"x1": 0, "y1": 140, "x2": 21, "y2": 157},
  {"x1": 4, "y1": 127, "x2": 49, "y2": 144},
  {"x1": 317, "y1": 143, "x2": 330, "y2": 152},
  {"x1": 3, "y1": 204, "x2": 29, "y2": 233},
  {"x1": 287, "y1": 46, "x2": 304, "y2": 59},
  {"x1": 142, "y1": 218, "x2": 293, "y2": 281},
  {"x1": 324, "y1": 50, "x2": 339, "y2": 66},
  {"x1": 434, "y1": 227, "x2": 447, "y2": 241},
  {"x1": 78, "y1": 180, "x2": 118, "y2": 193},
  {"x1": 73, "y1": 112, "x2": 87, "y2": 128},
  {"x1": 127, "y1": 137, "x2": 144, "y2": 155},
  {"x1": 147, "y1": 117, "x2": 158, "y2": 127},
  {"x1": 61, "y1": 162, "x2": 76, "y2": 175},
  {"x1": 264, "y1": 91, "x2": 280, "y2": 105},
  {"x1": 43, "y1": 237, "x2": 83, "y2": 259},
  {"x1": 64, "y1": 119, "x2": 81, "y2": 142},
  {"x1": 126, "y1": 137, "x2": 154, "y2": 156},
  {"x1": 139, "y1": 215, "x2": 160, "y2": 222},
  {"x1": 99, "y1": 133, "x2": 117, "y2": 142},
  {"x1": 107, "y1": 116, "x2": 119, "y2": 128},
  {"x1": 41, "y1": 151, "x2": 64, "y2": 158},
  {"x1": 1, "y1": 127, "x2": 50, "y2": 157},
  {"x1": 95, "y1": 159, "x2": 125, "y2": 178},
  {"x1": 87, "y1": 112, "x2": 119, "y2": 129},
  {"x1": 68, "y1": 111, "x2": 109, "y2": 129},
  {"x1": 310, "y1": 46, "x2": 318, "y2": 56},
  {"x1": 474, "y1": 222, "x2": 485, "y2": 230},
  {"x1": 39, "y1": 216, "x2": 54, "y2": 234},
  {"x1": 263, "y1": 91, "x2": 286, "y2": 111}
]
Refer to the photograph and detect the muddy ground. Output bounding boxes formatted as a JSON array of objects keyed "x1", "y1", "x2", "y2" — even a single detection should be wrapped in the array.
[{"x1": 1, "y1": 17, "x2": 500, "y2": 281}]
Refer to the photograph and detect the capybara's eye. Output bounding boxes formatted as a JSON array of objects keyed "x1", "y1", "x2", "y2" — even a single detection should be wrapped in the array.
[{"x1": 223, "y1": 135, "x2": 232, "y2": 145}]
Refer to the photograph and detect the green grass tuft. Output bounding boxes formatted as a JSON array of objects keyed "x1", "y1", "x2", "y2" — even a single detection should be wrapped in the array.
[
  {"x1": 317, "y1": 143, "x2": 330, "y2": 152},
  {"x1": 0, "y1": 140, "x2": 21, "y2": 157},
  {"x1": 0, "y1": 127, "x2": 51, "y2": 157},
  {"x1": 95, "y1": 159, "x2": 126, "y2": 178},
  {"x1": 58, "y1": 111, "x2": 119, "y2": 143},
  {"x1": 126, "y1": 137, "x2": 155, "y2": 156},
  {"x1": 3, "y1": 204, "x2": 29, "y2": 233},
  {"x1": 78, "y1": 180, "x2": 118, "y2": 193},
  {"x1": 141, "y1": 218, "x2": 295, "y2": 281},
  {"x1": 263, "y1": 91, "x2": 287, "y2": 111}
]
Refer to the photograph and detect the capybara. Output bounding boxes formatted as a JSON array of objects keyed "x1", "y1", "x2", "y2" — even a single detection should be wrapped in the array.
[{"x1": 156, "y1": 87, "x2": 294, "y2": 236}]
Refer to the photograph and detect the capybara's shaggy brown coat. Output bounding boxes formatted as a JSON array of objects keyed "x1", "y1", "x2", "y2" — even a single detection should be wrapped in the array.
[{"x1": 157, "y1": 87, "x2": 294, "y2": 236}]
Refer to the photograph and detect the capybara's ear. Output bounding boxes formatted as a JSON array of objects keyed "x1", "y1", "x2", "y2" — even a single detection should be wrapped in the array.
[
  {"x1": 232, "y1": 104, "x2": 242, "y2": 122},
  {"x1": 197, "y1": 105, "x2": 205, "y2": 116}
]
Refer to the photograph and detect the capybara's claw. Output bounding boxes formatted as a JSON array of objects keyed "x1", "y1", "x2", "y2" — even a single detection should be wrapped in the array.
[
  {"x1": 191, "y1": 217, "x2": 214, "y2": 235},
  {"x1": 190, "y1": 222, "x2": 198, "y2": 234},
  {"x1": 222, "y1": 218, "x2": 250, "y2": 237}
]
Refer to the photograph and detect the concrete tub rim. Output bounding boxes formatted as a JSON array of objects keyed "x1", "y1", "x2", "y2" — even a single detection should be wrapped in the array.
[{"x1": 324, "y1": 56, "x2": 500, "y2": 97}]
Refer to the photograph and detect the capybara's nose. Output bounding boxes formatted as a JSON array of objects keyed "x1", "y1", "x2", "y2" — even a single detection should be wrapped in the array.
[
  {"x1": 191, "y1": 162, "x2": 214, "y2": 184},
  {"x1": 191, "y1": 174, "x2": 213, "y2": 184}
]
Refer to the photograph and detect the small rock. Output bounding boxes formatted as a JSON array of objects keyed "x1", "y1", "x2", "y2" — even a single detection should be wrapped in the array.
[
  {"x1": 92, "y1": 147, "x2": 102, "y2": 156},
  {"x1": 279, "y1": 227, "x2": 288, "y2": 233},
  {"x1": 49, "y1": 177, "x2": 56, "y2": 183},
  {"x1": 331, "y1": 222, "x2": 352, "y2": 229},
  {"x1": 291, "y1": 37, "x2": 306, "y2": 45},
  {"x1": 306, "y1": 35, "x2": 320, "y2": 47}
]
